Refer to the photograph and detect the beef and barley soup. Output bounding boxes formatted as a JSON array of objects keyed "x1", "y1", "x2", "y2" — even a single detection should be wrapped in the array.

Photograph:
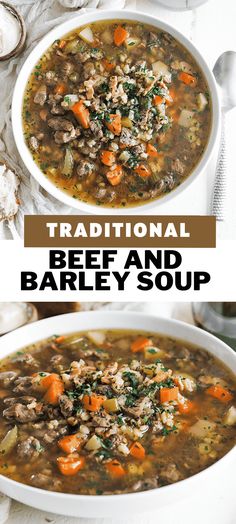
[
  {"x1": 22, "y1": 20, "x2": 212, "y2": 207},
  {"x1": 0, "y1": 329, "x2": 235, "y2": 495}
]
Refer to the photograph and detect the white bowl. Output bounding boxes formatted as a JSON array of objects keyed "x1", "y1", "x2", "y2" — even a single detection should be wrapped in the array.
[
  {"x1": 12, "y1": 10, "x2": 220, "y2": 215},
  {"x1": 0, "y1": 311, "x2": 235, "y2": 518}
]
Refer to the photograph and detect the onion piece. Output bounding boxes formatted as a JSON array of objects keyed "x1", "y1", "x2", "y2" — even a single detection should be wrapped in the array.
[
  {"x1": 197, "y1": 92, "x2": 208, "y2": 112},
  {"x1": 62, "y1": 94, "x2": 78, "y2": 108},
  {"x1": 87, "y1": 330, "x2": 106, "y2": 346},
  {"x1": 178, "y1": 109, "x2": 195, "y2": 128},
  {"x1": 224, "y1": 406, "x2": 236, "y2": 426},
  {"x1": 64, "y1": 39, "x2": 79, "y2": 55},
  {"x1": 79, "y1": 26, "x2": 94, "y2": 44},
  {"x1": 0, "y1": 425, "x2": 18, "y2": 455},
  {"x1": 152, "y1": 61, "x2": 171, "y2": 82},
  {"x1": 125, "y1": 37, "x2": 141, "y2": 50},
  {"x1": 62, "y1": 148, "x2": 74, "y2": 177},
  {"x1": 188, "y1": 419, "x2": 216, "y2": 438}
]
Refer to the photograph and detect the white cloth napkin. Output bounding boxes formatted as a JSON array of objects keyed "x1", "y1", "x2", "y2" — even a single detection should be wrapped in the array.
[{"x1": 0, "y1": 0, "x2": 136, "y2": 239}]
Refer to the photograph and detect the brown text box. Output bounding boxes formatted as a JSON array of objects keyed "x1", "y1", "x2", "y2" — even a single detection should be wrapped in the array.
[{"x1": 24, "y1": 216, "x2": 216, "y2": 248}]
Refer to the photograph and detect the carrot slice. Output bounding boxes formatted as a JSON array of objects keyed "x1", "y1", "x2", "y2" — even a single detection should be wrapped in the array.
[
  {"x1": 147, "y1": 143, "x2": 159, "y2": 158},
  {"x1": 100, "y1": 150, "x2": 116, "y2": 167},
  {"x1": 130, "y1": 441, "x2": 146, "y2": 460},
  {"x1": 43, "y1": 379, "x2": 64, "y2": 405},
  {"x1": 106, "y1": 165, "x2": 123, "y2": 186},
  {"x1": 106, "y1": 114, "x2": 121, "y2": 135},
  {"x1": 41, "y1": 373, "x2": 60, "y2": 390},
  {"x1": 102, "y1": 58, "x2": 115, "y2": 72},
  {"x1": 178, "y1": 399, "x2": 195, "y2": 414},
  {"x1": 153, "y1": 95, "x2": 164, "y2": 106},
  {"x1": 131, "y1": 337, "x2": 152, "y2": 353},
  {"x1": 54, "y1": 83, "x2": 67, "y2": 95},
  {"x1": 114, "y1": 26, "x2": 128, "y2": 47},
  {"x1": 71, "y1": 100, "x2": 90, "y2": 129},
  {"x1": 58, "y1": 39, "x2": 66, "y2": 49},
  {"x1": 58, "y1": 433, "x2": 82, "y2": 454},
  {"x1": 82, "y1": 394, "x2": 104, "y2": 412},
  {"x1": 160, "y1": 386, "x2": 179, "y2": 403},
  {"x1": 135, "y1": 164, "x2": 151, "y2": 178},
  {"x1": 106, "y1": 459, "x2": 125, "y2": 478},
  {"x1": 206, "y1": 385, "x2": 233, "y2": 403},
  {"x1": 57, "y1": 455, "x2": 85, "y2": 476},
  {"x1": 178, "y1": 72, "x2": 197, "y2": 87},
  {"x1": 168, "y1": 108, "x2": 179, "y2": 122},
  {"x1": 54, "y1": 336, "x2": 65, "y2": 344}
]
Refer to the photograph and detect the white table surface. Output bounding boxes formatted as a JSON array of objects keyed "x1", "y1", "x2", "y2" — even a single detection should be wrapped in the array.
[{"x1": 2, "y1": 300, "x2": 236, "y2": 524}]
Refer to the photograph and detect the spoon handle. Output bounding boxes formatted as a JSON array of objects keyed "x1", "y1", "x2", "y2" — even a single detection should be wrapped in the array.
[{"x1": 212, "y1": 112, "x2": 227, "y2": 221}]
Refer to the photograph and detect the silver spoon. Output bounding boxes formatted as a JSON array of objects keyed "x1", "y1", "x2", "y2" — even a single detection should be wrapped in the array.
[{"x1": 212, "y1": 51, "x2": 236, "y2": 221}]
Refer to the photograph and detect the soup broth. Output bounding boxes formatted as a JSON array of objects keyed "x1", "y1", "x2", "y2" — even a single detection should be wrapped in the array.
[
  {"x1": 0, "y1": 329, "x2": 235, "y2": 495},
  {"x1": 22, "y1": 20, "x2": 212, "y2": 208}
]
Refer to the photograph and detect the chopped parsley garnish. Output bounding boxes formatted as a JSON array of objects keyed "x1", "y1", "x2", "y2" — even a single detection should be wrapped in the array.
[{"x1": 123, "y1": 371, "x2": 139, "y2": 388}]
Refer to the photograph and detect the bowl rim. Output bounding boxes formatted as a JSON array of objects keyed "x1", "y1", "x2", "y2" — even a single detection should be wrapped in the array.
[
  {"x1": 11, "y1": 9, "x2": 220, "y2": 215},
  {"x1": 0, "y1": 310, "x2": 235, "y2": 509}
]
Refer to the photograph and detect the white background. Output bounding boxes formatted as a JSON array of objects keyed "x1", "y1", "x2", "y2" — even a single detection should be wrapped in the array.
[{"x1": 0, "y1": 239, "x2": 235, "y2": 301}]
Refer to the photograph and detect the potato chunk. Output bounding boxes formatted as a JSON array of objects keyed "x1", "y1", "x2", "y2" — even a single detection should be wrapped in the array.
[
  {"x1": 224, "y1": 406, "x2": 236, "y2": 426},
  {"x1": 103, "y1": 398, "x2": 120, "y2": 413},
  {"x1": 188, "y1": 419, "x2": 216, "y2": 438},
  {"x1": 85, "y1": 434, "x2": 102, "y2": 451}
]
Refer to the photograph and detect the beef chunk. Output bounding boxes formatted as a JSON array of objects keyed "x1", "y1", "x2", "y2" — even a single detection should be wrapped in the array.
[
  {"x1": 76, "y1": 160, "x2": 95, "y2": 179},
  {"x1": 163, "y1": 174, "x2": 175, "y2": 190},
  {"x1": 48, "y1": 117, "x2": 74, "y2": 132},
  {"x1": 0, "y1": 371, "x2": 18, "y2": 387},
  {"x1": 17, "y1": 436, "x2": 42, "y2": 460},
  {"x1": 89, "y1": 120, "x2": 104, "y2": 139},
  {"x1": 132, "y1": 477, "x2": 159, "y2": 491},
  {"x1": 13, "y1": 353, "x2": 39, "y2": 369},
  {"x1": 3, "y1": 401, "x2": 44, "y2": 423},
  {"x1": 170, "y1": 158, "x2": 185, "y2": 176},
  {"x1": 59, "y1": 394, "x2": 74, "y2": 417},
  {"x1": 92, "y1": 187, "x2": 116, "y2": 203},
  {"x1": 13, "y1": 376, "x2": 34, "y2": 394},
  {"x1": 160, "y1": 463, "x2": 181, "y2": 483},
  {"x1": 122, "y1": 397, "x2": 153, "y2": 419},
  {"x1": 50, "y1": 354, "x2": 65, "y2": 371},
  {"x1": 54, "y1": 130, "x2": 76, "y2": 144},
  {"x1": 92, "y1": 412, "x2": 112, "y2": 430},
  {"x1": 4, "y1": 396, "x2": 36, "y2": 406},
  {"x1": 47, "y1": 94, "x2": 65, "y2": 115},
  {"x1": 33, "y1": 85, "x2": 47, "y2": 106},
  {"x1": 62, "y1": 61, "x2": 74, "y2": 76},
  {"x1": 45, "y1": 70, "x2": 57, "y2": 86},
  {"x1": 30, "y1": 472, "x2": 61, "y2": 490},
  {"x1": 31, "y1": 420, "x2": 67, "y2": 443},
  {"x1": 83, "y1": 61, "x2": 96, "y2": 79}
]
